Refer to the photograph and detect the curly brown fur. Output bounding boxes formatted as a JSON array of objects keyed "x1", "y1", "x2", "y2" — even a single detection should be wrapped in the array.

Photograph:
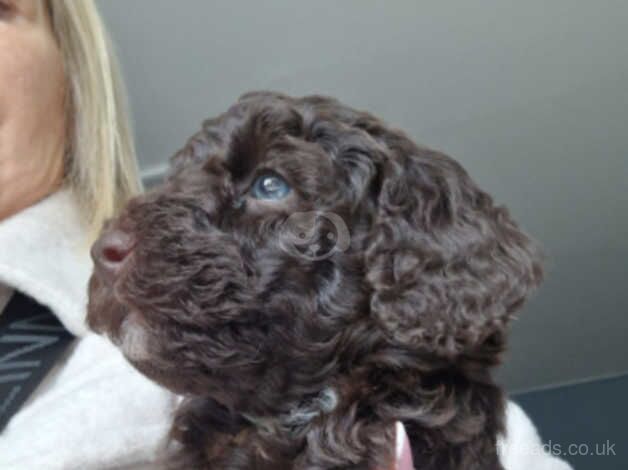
[{"x1": 87, "y1": 91, "x2": 543, "y2": 469}]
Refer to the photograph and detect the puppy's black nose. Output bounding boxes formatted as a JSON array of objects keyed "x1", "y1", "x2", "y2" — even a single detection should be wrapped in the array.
[{"x1": 92, "y1": 229, "x2": 135, "y2": 283}]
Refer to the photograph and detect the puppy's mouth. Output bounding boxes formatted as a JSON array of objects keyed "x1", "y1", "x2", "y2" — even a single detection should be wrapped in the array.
[
  {"x1": 86, "y1": 270, "x2": 132, "y2": 339},
  {"x1": 88, "y1": 270, "x2": 159, "y2": 363}
]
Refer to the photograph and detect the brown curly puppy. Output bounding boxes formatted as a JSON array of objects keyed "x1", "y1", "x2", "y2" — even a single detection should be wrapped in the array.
[{"x1": 87, "y1": 91, "x2": 543, "y2": 469}]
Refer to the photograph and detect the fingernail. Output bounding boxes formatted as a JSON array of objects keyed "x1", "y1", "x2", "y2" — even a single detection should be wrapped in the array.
[
  {"x1": 395, "y1": 421, "x2": 414, "y2": 470},
  {"x1": 395, "y1": 421, "x2": 406, "y2": 460}
]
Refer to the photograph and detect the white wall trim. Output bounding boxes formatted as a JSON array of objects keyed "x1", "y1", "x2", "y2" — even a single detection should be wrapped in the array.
[{"x1": 141, "y1": 163, "x2": 169, "y2": 187}]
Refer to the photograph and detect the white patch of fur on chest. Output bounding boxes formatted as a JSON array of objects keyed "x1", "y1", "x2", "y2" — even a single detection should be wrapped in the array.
[
  {"x1": 243, "y1": 387, "x2": 339, "y2": 436},
  {"x1": 283, "y1": 386, "x2": 338, "y2": 426}
]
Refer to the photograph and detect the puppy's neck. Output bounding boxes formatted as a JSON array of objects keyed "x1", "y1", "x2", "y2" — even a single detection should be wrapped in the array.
[{"x1": 241, "y1": 387, "x2": 338, "y2": 437}]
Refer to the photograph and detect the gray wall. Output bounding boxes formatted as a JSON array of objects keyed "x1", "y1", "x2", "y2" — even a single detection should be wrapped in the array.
[{"x1": 98, "y1": 0, "x2": 628, "y2": 392}]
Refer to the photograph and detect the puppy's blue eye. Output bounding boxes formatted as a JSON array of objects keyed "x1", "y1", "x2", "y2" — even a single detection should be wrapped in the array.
[{"x1": 250, "y1": 172, "x2": 291, "y2": 200}]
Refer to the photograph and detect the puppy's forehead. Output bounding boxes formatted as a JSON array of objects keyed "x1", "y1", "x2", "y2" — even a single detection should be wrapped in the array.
[
  {"x1": 222, "y1": 103, "x2": 336, "y2": 182},
  {"x1": 170, "y1": 96, "x2": 355, "y2": 184}
]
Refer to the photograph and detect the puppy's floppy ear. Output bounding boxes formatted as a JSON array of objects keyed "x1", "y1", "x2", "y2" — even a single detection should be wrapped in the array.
[{"x1": 364, "y1": 141, "x2": 543, "y2": 359}]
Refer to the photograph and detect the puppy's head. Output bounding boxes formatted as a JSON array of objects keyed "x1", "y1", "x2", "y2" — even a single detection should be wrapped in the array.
[{"x1": 87, "y1": 92, "x2": 542, "y2": 417}]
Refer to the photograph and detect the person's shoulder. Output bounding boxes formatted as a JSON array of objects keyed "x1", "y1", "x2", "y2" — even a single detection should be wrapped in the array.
[
  {"x1": 0, "y1": 188, "x2": 92, "y2": 336},
  {"x1": 0, "y1": 333, "x2": 177, "y2": 469},
  {"x1": 498, "y1": 400, "x2": 573, "y2": 470}
]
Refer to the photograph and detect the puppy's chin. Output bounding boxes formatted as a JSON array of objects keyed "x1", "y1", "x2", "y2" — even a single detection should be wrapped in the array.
[
  {"x1": 112, "y1": 317, "x2": 201, "y2": 396},
  {"x1": 118, "y1": 313, "x2": 152, "y2": 362},
  {"x1": 88, "y1": 275, "x2": 157, "y2": 366},
  {"x1": 113, "y1": 313, "x2": 187, "y2": 394}
]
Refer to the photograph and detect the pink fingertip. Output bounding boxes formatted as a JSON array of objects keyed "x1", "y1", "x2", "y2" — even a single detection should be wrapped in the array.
[{"x1": 395, "y1": 422, "x2": 414, "y2": 470}]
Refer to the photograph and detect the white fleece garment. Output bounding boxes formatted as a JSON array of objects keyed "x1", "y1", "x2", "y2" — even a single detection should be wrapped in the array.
[
  {"x1": 0, "y1": 188, "x2": 572, "y2": 469},
  {"x1": 0, "y1": 189, "x2": 176, "y2": 469}
]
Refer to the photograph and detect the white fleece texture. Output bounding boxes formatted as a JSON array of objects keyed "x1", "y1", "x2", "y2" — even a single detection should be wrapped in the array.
[{"x1": 0, "y1": 189, "x2": 177, "y2": 469}]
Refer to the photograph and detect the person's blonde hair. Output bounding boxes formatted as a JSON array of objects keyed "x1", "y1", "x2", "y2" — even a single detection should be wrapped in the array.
[{"x1": 48, "y1": 0, "x2": 142, "y2": 242}]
